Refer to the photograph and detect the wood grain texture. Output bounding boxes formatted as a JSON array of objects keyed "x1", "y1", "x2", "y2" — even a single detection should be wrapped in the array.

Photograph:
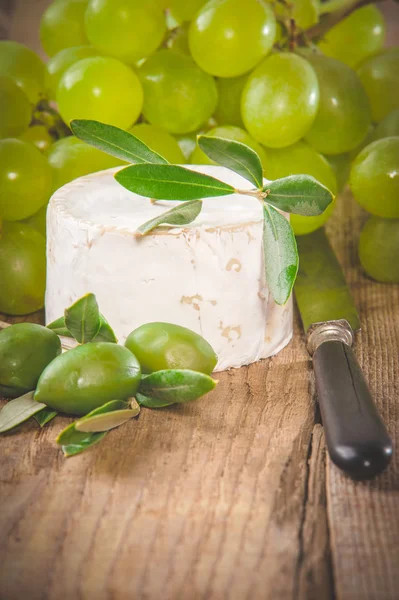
[
  {"x1": 0, "y1": 317, "x2": 329, "y2": 600},
  {"x1": 1, "y1": 2, "x2": 399, "y2": 599},
  {"x1": 325, "y1": 192, "x2": 399, "y2": 600}
]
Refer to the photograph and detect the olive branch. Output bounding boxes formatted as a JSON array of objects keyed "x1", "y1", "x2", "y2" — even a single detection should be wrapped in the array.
[{"x1": 71, "y1": 119, "x2": 334, "y2": 306}]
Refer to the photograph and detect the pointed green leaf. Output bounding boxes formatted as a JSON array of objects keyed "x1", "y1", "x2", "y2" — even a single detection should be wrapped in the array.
[
  {"x1": 115, "y1": 164, "x2": 235, "y2": 201},
  {"x1": 198, "y1": 135, "x2": 264, "y2": 189},
  {"x1": 92, "y1": 315, "x2": 118, "y2": 343},
  {"x1": 137, "y1": 200, "x2": 202, "y2": 235},
  {"x1": 56, "y1": 400, "x2": 129, "y2": 445},
  {"x1": 57, "y1": 400, "x2": 129, "y2": 456},
  {"x1": 70, "y1": 119, "x2": 168, "y2": 165},
  {"x1": 264, "y1": 175, "x2": 334, "y2": 216},
  {"x1": 47, "y1": 316, "x2": 72, "y2": 337},
  {"x1": 61, "y1": 433, "x2": 107, "y2": 457},
  {"x1": 75, "y1": 407, "x2": 139, "y2": 432},
  {"x1": 138, "y1": 369, "x2": 217, "y2": 406},
  {"x1": 0, "y1": 392, "x2": 46, "y2": 433},
  {"x1": 47, "y1": 313, "x2": 117, "y2": 343},
  {"x1": 34, "y1": 407, "x2": 58, "y2": 427},
  {"x1": 64, "y1": 293, "x2": 101, "y2": 344},
  {"x1": 263, "y1": 205, "x2": 298, "y2": 305},
  {"x1": 136, "y1": 393, "x2": 174, "y2": 408}
]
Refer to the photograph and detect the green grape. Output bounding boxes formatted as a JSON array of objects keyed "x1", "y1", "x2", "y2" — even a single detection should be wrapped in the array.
[
  {"x1": 325, "y1": 153, "x2": 351, "y2": 192},
  {"x1": 57, "y1": 56, "x2": 143, "y2": 129},
  {"x1": 47, "y1": 136, "x2": 125, "y2": 192},
  {"x1": 40, "y1": 0, "x2": 88, "y2": 57},
  {"x1": 350, "y1": 137, "x2": 399, "y2": 219},
  {"x1": 318, "y1": 6, "x2": 385, "y2": 68},
  {"x1": 129, "y1": 124, "x2": 185, "y2": 164},
  {"x1": 0, "y1": 139, "x2": 52, "y2": 221},
  {"x1": 23, "y1": 203, "x2": 48, "y2": 237},
  {"x1": 241, "y1": 53, "x2": 319, "y2": 148},
  {"x1": 0, "y1": 221, "x2": 46, "y2": 315},
  {"x1": 46, "y1": 45, "x2": 101, "y2": 99},
  {"x1": 0, "y1": 75, "x2": 31, "y2": 138},
  {"x1": 188, "y1": 0, "x2": 276, "y2": 78},
  {"x1": 357, "y1": 48, "x2": 399, "y2": 122},
  {"x1": 0, "y1": 41, "x2": 46, "y2": 104},
  {"x1": 139, "y1": 50, "x2": 218, "y2": 134},
  {"x1": 292, "y1": 0, "x2": 320, "y2": 29},
  {"x1": 191, "y1": 125, "x2": 267, "y2": 169},
  {"x1": 303, "y1": 53, "x2": 371, "y2": 155},
  {"x1": 170, "y1": 0, "x2": 207, "y2": 22},
  {"x1": 368, "y1": 109, "x2": 399, "y2": 144},
  {"x1": 358, "y1": 216, "x2": 399, "y2": 283},
  {"x1": 175, "y1": 132, "x2": 198, "y2": 161},
  {"x1": 214, "y1": 74, "x2": 247, "y2": 128},
  {"x1": 85, "y1": 0, "x2": 166, "y2": 64},
  {"x1": 20, "y1": 125, "x2": 53, "y2": 153},
  {"x1": 263, "y1": 140, "x2": 337, "y2": 235}
]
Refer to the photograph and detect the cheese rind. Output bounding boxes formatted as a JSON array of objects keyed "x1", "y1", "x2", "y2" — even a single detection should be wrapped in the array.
[{"x1": 46, "y1": 165, "x2": 293, "y2": 371}]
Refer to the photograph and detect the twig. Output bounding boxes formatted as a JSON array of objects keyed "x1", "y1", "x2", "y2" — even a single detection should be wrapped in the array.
[{"x1": 305, "y1": 0, "x2": 387, "y2": 41}]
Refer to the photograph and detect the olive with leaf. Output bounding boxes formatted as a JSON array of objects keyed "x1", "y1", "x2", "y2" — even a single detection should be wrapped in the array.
[
  {"x1": 34, "y1": 342, "x2": 142, "y2": 416},
  {"x1": 0, "y1": 292, "x2": 218, "y2": 456}
]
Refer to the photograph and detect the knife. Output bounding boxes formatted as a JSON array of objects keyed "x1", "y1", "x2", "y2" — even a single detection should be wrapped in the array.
[{"x1": 295, "y1": 229, "x2": 393, "y2": 480}]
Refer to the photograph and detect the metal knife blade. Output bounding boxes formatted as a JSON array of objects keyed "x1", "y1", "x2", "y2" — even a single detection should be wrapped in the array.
[{"x1": 294, "y1": 228, "x2": 392, "y2": 480}]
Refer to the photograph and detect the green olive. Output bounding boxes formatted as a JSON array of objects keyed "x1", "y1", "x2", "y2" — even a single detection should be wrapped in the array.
[
  {"x1": 0, "y1": 323, "x2": 61, "y2": 398},
  {"x1": 125, "y1": 323, "x2": 218, "y2": 375},
  {"x1": 34, "y1": 342, "x2": 141, "y2": 416}
]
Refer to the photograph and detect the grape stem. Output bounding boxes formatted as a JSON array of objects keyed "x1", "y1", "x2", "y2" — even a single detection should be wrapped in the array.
[
  {"x1": 33, "y1": 99, "x2": 71, "y2": 141},
  {"x1": 304, "y1": 0, "x2": 388, "y2": 41}
]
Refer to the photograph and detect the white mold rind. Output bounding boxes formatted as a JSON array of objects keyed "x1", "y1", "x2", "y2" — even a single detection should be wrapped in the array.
[{"x1": 46, "y1": 165, "x2": 293, "y2": 371}]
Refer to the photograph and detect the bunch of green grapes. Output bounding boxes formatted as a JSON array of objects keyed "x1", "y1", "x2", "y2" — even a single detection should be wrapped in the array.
[{"x1": 0, "y1": 0, "x2": 398, "y2": 314}]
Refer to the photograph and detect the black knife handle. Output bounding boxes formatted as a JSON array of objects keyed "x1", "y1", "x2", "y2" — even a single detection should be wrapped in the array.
[{"x1": 313, "y1": 340, "x2": 393, "y2": 480}]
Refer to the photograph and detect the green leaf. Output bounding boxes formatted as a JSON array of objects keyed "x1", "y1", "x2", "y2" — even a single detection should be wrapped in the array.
[
  {"x1": 0, "y1": 392, "x2": 47, "y2": 433},
  {"x1": 264, "y1": 175, "x2": 334, "y2": 216},
  {"x1": 137, "y1": 200, "x2": 202, "y2": 235},
  {"x1": 262, "y1": 204, "x2": 299, "y2": 305},
  {"x1": 198, "y1": 135, "x2": 264, "y2": 189},
  {"x1": 47, "y1": 316, "x2": 72, "y2": 338},
  {"x1": 61, "y1": 434, "x2": 107, "y2": 457},
  {"x1": 115, "y1": 164, "x2": 236, "y2": 201},
  {"x1": 64, "y1": 293, "x2": 101, "y2": 344},
  {"x1": 56, "y1": 400, "x2": 129, "y2": 444},
  {"x1": 34, "y1": 407, "x2": 58, "y2": 427},
  {"x1": 75, "y1": 406, "x2": 139, "y2": 432},
  {"x1": 57, "y1": 400, "x2": 129, "y2": 456},
  {"x1": 92, "y1": 315, "x2": 118, "y2": 343},
  {"x1": 136, "y1": 393, "x2": 174, "y2": 408},
  {"x1": 138, "y1": 369, "x2": 217, "y2": 406},
  {"x1": 70, "y1": 119, "x2": 168, "y2": 165},
  {"x1": 47, "y1": 313, "x2": 117, "y2": 343}
]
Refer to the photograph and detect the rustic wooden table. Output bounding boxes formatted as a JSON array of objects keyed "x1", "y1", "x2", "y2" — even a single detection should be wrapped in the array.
[{"x1": 1, "y1": 2, "x2": 398, "y2": 599}]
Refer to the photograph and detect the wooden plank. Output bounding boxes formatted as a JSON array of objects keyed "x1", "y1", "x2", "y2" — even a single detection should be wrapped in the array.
[
  {"x1": 296, "y1": 425, "x2": 335, "y2": 600},
  {"x1": 325, "y1": 191, "x2": 399, "y2": 600},
  {"x1": 0, "y1": 311, "x2": 333, "y2": 600}
]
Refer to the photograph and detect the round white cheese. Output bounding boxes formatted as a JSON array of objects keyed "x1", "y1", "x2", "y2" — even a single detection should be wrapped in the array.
[{"x1": 46, "y1": 165, "x2": 293, "y2": 371}]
